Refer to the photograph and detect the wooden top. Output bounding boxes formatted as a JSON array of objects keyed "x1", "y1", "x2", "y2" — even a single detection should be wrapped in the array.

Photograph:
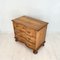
[{"x1": 12, "y1": 16, "x2": 48, "y2": 31}]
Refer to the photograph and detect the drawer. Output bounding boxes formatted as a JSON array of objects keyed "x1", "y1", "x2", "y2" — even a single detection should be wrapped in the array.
[
  {"x1": 15, "y1": 34, "x2": 26, "y2": 43},
  {"x1": 25, "y1": 41, "x2": 35, "y2": 49},
  {"x1": 15, "y1": 30, "x2": 35, "y2": 43},
  {"x1": 15, "y1": 30, "x2": 24, "y2": 36},
  {"x1": 16, "y1": 34, "x2": 35, "y2": 49},
  {"x1": 13, "y1": 22, "x2": 25, "y2": 30},
  {"x1": 26, "y1": 36, "x2": 35, "y2": 44},
  {"x1": 25, "y1": 28, "x2": 36, "y2": 38},
  {"x1": 13, "y1": 22, "x2": 36, "y2": 38}
]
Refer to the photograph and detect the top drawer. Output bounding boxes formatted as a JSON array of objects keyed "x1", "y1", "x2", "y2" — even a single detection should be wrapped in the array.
[{"x1": 13, "y1": 22, "x2": 36, "y2": 38}]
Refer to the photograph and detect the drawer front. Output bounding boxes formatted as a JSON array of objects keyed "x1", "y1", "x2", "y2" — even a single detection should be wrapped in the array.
[
  {"x1": 13, "y1": 22, "x2": 36, "y2": 38},
  {"x1": 15, "y1": 35, "x2": 26, "y2": 43},
  {"x1": 15, "y1": 30, "x2": 35, "y2": 44},
  {"x1": 16, "y1": 34, "x2": 35, "y2": 49},
  {"x1": 25, "y1": 41, "x2": 35, "y2": 49},
  {"x1": 13, "y1": 22, "x2": 25, "y2": 30}
]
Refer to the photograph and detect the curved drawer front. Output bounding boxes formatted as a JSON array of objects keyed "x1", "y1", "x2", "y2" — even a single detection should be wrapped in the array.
[
  {"x1": 16, "y1": 35, "x2": 26, "y2": 43},
  {"x1": 25, "y1": 41, "x2": 35, "y2": 49},
  {"x1": 13, "y1": 22, "x2": 25, "y2": 30},
  {"x1": 13, "y1": 22, "x2": 36, "y2": 38},
  {"x1": 16, "y1": 34, "x2": 35, "y2": 49},
  {"x1": 15, "y1": 30, "x2": 35, "y2": 44}
]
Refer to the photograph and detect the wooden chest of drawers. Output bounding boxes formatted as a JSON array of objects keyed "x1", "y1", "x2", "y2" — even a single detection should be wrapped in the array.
[{"x1": 12, "y1": 16, "x2": 48, "y2": 54}]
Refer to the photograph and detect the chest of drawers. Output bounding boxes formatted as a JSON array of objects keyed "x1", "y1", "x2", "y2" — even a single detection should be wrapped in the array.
[{"x1": 12, "y1": 16, "x2": 48, "y2": 54}]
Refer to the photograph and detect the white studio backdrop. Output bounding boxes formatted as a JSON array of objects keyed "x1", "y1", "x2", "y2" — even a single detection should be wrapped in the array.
[{"x1": 0, "y1": 0, "x2": 60, "y2": 33}]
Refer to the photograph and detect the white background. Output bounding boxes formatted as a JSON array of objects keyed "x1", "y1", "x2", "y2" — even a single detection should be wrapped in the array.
[
  {"x1": 0, "y1": 0, "x2": 60, "y2": 60},
  {"x1": 0, "y1": 0, "x2": 60, "y2": 33}
]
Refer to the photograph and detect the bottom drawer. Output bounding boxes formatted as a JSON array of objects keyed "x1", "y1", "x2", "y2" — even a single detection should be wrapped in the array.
[
  {"x1": 15, "y1": 30, "x2": 35, "y2": 44},
  {"x1": 15, "y1": 35, "x2": 35, "y2": 49},
  {"x1": 25, "y1": 41, "x2": 35, "y2": 49},
  {"x1": 15, "y1": 35, "x2": 26, "y2": 43}
]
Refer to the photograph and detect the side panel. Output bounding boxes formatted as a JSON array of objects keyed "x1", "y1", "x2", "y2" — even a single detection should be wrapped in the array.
[{"x1": 36, "y1": 26, "x2": 47, "y2": 50}]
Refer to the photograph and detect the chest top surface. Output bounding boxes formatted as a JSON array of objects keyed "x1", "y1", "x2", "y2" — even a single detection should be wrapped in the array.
[{"x1": 12, "y1": 16, "x2": 48, "y2": 31}]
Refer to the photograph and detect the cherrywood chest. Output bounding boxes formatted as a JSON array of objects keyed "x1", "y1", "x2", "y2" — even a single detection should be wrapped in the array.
[{"x1": 12, "y1": 16, "x2": 48, "y2": 54}]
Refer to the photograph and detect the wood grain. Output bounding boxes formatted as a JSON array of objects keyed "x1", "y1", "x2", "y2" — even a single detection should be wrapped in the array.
[{"x1": 12, "y1": 16, "x2": 48, "y2": 54}]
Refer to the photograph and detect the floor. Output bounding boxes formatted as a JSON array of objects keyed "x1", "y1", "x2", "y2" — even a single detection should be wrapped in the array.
[{"x1": 0, "y1": 33, "x2": 60, "y2": 60}]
